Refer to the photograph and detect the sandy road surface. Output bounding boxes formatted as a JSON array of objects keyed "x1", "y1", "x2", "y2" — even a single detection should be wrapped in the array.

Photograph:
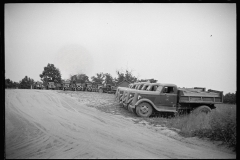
[{"x1": 5, "y1": 89, "x2": 235, "y2": 159}]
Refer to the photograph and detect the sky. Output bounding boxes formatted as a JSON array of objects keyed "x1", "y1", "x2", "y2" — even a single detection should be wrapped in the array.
[{"x1": 5, "y1": 3, "x2": 236, "y2": 94}]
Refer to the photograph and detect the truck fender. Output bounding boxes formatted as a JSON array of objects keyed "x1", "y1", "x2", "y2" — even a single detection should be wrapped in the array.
[
  {"x1": 127, "y1": 97, "x2": 134, "y2": 104},
  {"x1": 135, "y1": 99, "x2": 157, "y2": 110}
]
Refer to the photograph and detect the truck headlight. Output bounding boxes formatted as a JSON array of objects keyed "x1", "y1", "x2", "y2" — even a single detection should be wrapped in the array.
[{"x1": 137, "y1": 95, "x2": 142, "y2": 100}]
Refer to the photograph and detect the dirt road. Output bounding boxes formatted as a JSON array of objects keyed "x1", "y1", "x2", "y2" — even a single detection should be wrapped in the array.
[{"x1": 5, "y1": 89, "x2": 235, "y2": 159}]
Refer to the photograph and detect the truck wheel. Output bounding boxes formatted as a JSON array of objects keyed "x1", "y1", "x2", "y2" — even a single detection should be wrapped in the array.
[
  {"x1": 192, "y1": 105, "x2": 211, "y2": 115},
  {"x1": 99, "y1": 88, "x2": 103, "y2": 93},
  {"x1": 136, "y1": 102, "x2": 153, "y2": 117}
]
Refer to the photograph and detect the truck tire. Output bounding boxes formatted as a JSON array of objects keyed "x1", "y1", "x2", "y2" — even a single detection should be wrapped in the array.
[
  {"x1": 99, "y1": 88, "x2": 103, "y2": 93},
  {"x1": 192, "y1": 105, "x2": 211, "y2": 115},
  {"x1": 136, "y1": 102, "x2": 153, "y2": 117}
]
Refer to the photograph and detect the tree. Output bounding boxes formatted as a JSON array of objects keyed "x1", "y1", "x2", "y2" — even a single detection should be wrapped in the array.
[
  {"x1": 104, "y1": 73, "x2": 114, "y2": 85},
  {"x1": 91, "y1": 72, "x2": 105, "y2": 84},
  {"x1": 39, "y1": 63, "x2": 62, "y2": 86},
  {"x1": 5, "y1": 78, "x2": 12, "y2": 88},
  {"x1": 223, "y1": 92, "x2": 236, "y2": 104},
  {"x1": 19, "y1": 76, "x2": 35, "y2": 89},
  {"x1": 116, "y1": 69, "x2": 138, "y2": 84},
  {"x1": 72, "y1": 73, "x2": 89, "y2": 83},
  {"x1": 5, "y1": 78, "x2": 20, "y2": 88}
]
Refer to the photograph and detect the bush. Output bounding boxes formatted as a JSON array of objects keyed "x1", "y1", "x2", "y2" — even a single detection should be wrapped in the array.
[{"x1": 223, "y1": 92, "x2": 236, "y2": 104}]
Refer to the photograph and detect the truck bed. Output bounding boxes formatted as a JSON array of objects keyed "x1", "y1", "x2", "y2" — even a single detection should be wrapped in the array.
[{"x1": 178, "y1": 88, "x2": 223, "y2": 104}]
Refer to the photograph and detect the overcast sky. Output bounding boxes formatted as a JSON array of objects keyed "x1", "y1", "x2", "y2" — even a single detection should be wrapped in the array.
[{"x1": 5, "y1": 3, "x2": 236, "y2": 94}]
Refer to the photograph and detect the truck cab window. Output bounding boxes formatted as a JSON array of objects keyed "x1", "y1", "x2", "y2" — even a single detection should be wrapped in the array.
[{"x1": 163, "y1": 87, "x2": 174, "y2": 93}]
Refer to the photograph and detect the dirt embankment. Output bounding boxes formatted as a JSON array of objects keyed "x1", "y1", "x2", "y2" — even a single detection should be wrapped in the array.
[{"x1": 5, "y1": 89, "x2": 236, "y2": 159}]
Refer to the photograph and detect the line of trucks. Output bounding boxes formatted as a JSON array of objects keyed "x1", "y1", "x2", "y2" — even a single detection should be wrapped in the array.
[
  {"x1": 115, "y1": 82, "x2": 223, "y2": 117},
  {"x1": 34, "y1": 81, "x2": 117, "y2": 93}
]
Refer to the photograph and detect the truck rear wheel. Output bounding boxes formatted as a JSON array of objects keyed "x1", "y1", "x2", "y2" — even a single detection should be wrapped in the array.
[
  {"x1": 136, "y1": 102, "x2": 153, "y2": 117},
  {"x1": 192, "y1": 105, "x2": 211, "y2": 115}
]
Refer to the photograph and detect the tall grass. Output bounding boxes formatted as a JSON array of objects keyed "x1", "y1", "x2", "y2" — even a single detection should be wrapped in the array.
[
  {"x1": 147, "y1": 104, "x2": 236, "y2": 151},
  {"x1": 169, "y1": 104, "x2": 236, "y2": 151}
]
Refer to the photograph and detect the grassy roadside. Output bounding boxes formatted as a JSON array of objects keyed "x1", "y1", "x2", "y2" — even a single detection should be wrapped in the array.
[{"x1": 146, "y1": 104, "x2": 236, "y2": 151}]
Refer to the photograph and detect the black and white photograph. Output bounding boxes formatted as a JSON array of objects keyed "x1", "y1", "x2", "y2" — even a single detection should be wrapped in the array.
[{"x1": 5, "y1": 3, "x2": 236, "y2": 159}]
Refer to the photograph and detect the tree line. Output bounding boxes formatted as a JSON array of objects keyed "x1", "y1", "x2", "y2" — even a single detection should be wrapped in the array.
[
  {"x1": 223, "y1": 92, "x2": 236, "y2": 104},
  {"x1": 5, "y1": 63, "x2": 156, "y2": 89},
  {"x1": 5, "y1": 63, "x2": 236, "y2": 104}
]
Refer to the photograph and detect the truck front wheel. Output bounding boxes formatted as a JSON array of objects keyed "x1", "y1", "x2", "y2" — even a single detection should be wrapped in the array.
[
  {"x1": 136, "y1": 102, "x2": 153, "y2": 117},
  {"x1": 192, "y1": 105, "x2": 211, "y2": 115}
]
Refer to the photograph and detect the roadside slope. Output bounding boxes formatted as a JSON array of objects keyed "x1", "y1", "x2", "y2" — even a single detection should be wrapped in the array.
[{"x1": 5, "y1": 89, "x2": 235, "y2": 159}]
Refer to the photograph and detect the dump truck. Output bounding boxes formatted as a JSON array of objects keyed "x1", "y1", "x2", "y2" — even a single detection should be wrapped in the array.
[{"x1": 127, "y1": 83, "x2": 223, "y2": 117}]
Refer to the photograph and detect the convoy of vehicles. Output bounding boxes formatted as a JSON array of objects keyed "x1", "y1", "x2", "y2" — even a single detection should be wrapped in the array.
[{"x1": 37, "y1": 79, "x2": 224, "y2": 119}]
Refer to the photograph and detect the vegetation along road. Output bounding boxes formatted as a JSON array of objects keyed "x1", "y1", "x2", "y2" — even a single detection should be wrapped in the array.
[{"x1": 5, "y1": 89, "x2": 235, "y2": 159}]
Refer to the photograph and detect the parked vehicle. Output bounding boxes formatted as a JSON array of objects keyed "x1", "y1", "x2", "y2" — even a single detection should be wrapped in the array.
[
  {"x1": 116, "y1": 83, "x2": 135, "y2": 102},
  {"x1": 128, "y1": 83, "x2": 223, "y2": 117},
  {"x1": 98, "y1": 84, "x2": 117, "y2": 94},
  {"x1": 122, "y1": 82, "x2": 153, "y2": 110},
  {"x1": 118, "y1": 82, "x2": 146, "y2": 104},
  {"x1": 120, "y1": 82, "x2": 147, "y2": 105},
  {"x1": 115, "y1": 83, "x2": 133, "y2": 100},
  {"x1": 35, "y1": 82, "x2": 43, "y2": 89},
  {"x1": 86, "y1": 83, "x2": 93, "y2": 92},
  {"x1": 63, "y1": 82, "x2": 71, "y2": 91},
  {"x1": 70, "y1": 83, "x2": 77, "y2": 91},
  {"x1": 92, "y1": 84, "x2": 100, "y2": 92},
  {"x1": 76, "y1": 83, "x2": 83, "y2": 91},
  {"x1": 47, "y1": 82, "x2": 56, "y2": 90}
]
